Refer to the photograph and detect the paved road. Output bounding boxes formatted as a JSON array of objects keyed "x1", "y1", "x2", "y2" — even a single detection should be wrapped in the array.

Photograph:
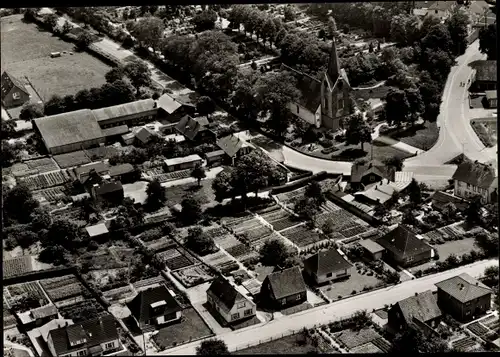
[{"x1": 158, "y1": 259, "x2": 497, "y2": 355}]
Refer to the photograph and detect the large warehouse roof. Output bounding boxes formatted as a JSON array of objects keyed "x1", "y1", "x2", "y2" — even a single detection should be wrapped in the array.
[
  {"x1": 33, "y1": 110, "x2": 104, "y2": 149},
  {"x1": 92, "y1": 99, "x2": 156, "y2": 122}
]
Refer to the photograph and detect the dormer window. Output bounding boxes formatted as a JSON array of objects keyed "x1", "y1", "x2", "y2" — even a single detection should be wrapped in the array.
[
  {"x1": 12, "y1": 92, "x2": 20, "y2": 100},
  {"x1": 296, "y1": 105, "x2": 300, "y2": 114}
]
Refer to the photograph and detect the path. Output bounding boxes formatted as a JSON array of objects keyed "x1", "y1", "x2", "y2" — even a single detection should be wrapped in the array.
[
  {"x1": 374, "y1": 136, "x2": 423, "y2": 155},
  {"x1": 158, "y1": 259, "x2": 497, "y2": 355},
  {"x1": 4, "y1": 341, "x2": 35, "y2": 357}
]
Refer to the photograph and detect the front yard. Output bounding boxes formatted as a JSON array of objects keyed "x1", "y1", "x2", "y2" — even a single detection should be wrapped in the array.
[
  {"x1": 153, "y1": 307, "x2": 213, "y2": 349},
  {"x1": 471, "y1": 118, "x2": 497, "y2": 148},
  {"x1": 389, "y1": 121, "x2": 439, "y2": 150},
  {"x1": 319, "y1": 268, "x2": 385, "y2": 301}
]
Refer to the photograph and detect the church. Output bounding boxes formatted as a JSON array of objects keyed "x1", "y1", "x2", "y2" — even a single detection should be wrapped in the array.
[{"x1": 284, "y1": 39, "x2": 352, "y2": 130}]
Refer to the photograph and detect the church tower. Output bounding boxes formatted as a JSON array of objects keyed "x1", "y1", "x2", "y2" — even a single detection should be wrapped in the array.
[{"x1": 327, "y1": 38, "x2": 341, "y2": 83}]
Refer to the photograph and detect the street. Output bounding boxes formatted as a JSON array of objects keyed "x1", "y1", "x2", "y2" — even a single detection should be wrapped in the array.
[{"x1": 158, "y1": 259, "x2": 497, "y2": 355}]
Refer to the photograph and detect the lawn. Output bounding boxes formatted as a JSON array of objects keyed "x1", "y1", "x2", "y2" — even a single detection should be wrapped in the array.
[
  {"x1": 1, "y1": 15, "x2": 110, "y2": 102},
  {"x1": 234, "y1": 332, "x2": 336, "y2": 354},
  {"x1": 315, "y1": 141, "x2": 413, "y2": 162},
  {"x1": 390, "y1": 122, "x2": 439, "y2": 150},
  {"x1": 164, "y1": 179, "x2": 215, "y2": 207},
  {"x1": 153, "y1": 308, "x2": 213, "y2": 349},
  {"x1": 471, "y1": 118, "x2": 497, "y2": 148},
  {"x1": 319, "y1": 268, "x2": 385, "y2": 301}
]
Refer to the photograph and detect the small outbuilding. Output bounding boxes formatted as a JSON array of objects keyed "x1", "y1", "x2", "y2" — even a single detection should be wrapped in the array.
[
  {"x1": 358, "y1": 239, "x2": 385, "y2": 261},
  {"x1": 163, "y1": 154, "x2": 203, "y2": 172},
  {"x1": 85, "y1": 223, "x2": 109, "y2": 240}
]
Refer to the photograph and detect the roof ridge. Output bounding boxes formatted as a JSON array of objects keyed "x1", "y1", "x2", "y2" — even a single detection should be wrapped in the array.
[{"x1": 282, "y1": 64, "x2": 321, "y2": 84}]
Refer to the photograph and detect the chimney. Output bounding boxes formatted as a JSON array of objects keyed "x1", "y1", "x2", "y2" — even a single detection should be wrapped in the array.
[
  {"x1": 476, "y1": 282, "x2": 478, "y2": 286},
  {"x1": 66, "y1": 321, "x2": 69, "y2": 327},
  {"x1": 415, "y1": 292, "x2": 418, "y2": 296}
]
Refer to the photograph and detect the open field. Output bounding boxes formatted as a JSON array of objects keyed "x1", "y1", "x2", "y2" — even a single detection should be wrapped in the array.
[
  {"x1": 1, "y1": 15, "x2": 110, "y2": 102},
  {"x1": 471, "y1": 117, "x2": 497, "y2": 148},
  {"x1": 390, "y1": 122, "x2": 439, "y2": 150},
  {"x1": 164, "y1": 179, "x2": 215, "y2": 207}
]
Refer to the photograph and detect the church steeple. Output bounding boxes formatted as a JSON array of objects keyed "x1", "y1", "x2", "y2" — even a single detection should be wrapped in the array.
[{"x1": 327, "y1": 38, "x2": 340, "y2": 82}]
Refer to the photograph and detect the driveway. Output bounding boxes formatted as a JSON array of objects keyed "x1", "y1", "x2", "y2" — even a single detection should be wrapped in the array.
[{"x1": 159, "y1": 259, "x2": 497, "y2": 355}]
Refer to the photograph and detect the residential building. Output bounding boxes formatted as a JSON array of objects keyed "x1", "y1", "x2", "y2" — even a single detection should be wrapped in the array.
[
  {"x1": 413, "y1": 1, "x2": 456, "y2": 20},
  {"x1": 156, "y1": 93, "x2": 195, "y2": 122},
  {"x1": 91, "y1": 181, "x2": 124, "y2": 203},
  {"x1": 284, "y1": 39, "x2": 352, "y2": 130},
  {"x1": 358, "y1": 239, "x2": 385, "y2": 261},
  {"x1": 353, "y1": 180, "x2": 411, "y2": 207},
  {"x1": 205, "y1": 150, "x2": 226, "y2": 167},
  {"x1": 134, "y1": 126, "x2": 157, "y2": 145},
  {"x1": 73, "y1": 162, "x2": 110, "y2": 185},
  {"x1": 46, "y1": 314, "x2": 120, "y2": 357},
  {"x1": 261, "y1": 266, "x2": 307, "y2": 309},
  {"x1": 175, "y1": 115, "x2": 215, "y2": 142},
  {"x1": 163, "y1": 154, "x2": 203, "y2": 172},
  {"x1": 376, "y1": 225, "x2": 433, "y2": 267},
  {"x1": 216, "y1": 134, "x2": 252, "y2": 165},
  {"x1": 303, "y1": 248, "x2": 353, "y2": 285},
  {"x1": 452, "y1": 160, "x2": 498, "y2": 203},
  {"x1": 33, "y1": 110, "x2": 105, "y2": 155},
  {"x1": 127, "y1": 285, "x2": 182, "y2": 332},
  {"x1": 85, "y1": 223, "x2": 109, "y2": 240},
  {"x1": 206, "y1": 276, "x2": 256, "y2": 324},
  {"x1": 93, "y1": 99, "x2": 157, "y2": 129},
  {"x1": 30, "y1": 319, "x2": 74, "y2": 357},
  {"x1": 485, "y1": 90, "x2": 497, "y2": 108},
  {"x1": 431, "y1": 191, "x2": 469, "y2": 212},
  {"x1": 109, "y1": 163, "x2": 137, "y2": 183},
  {"x1": 1, "y1": 71, "x2": 30, "y2": 108},
  {"x1": 388, "y1": 290, "x2": 442, "y2": 333},
  {"x1": 350, "y1": 160, "x2": 395, "y2": 191},
  {"x1": 472, "y1": 60, "x2": 497, "y2": 91},
  {"x1": 435, "y1": 273, "x2": 493, "y2": 322}
]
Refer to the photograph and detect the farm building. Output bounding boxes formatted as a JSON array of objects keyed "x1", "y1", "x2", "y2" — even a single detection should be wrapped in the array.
[
  {"x1": 431, "y1": 191, "x2": 469, "y2": 213},
  {"x1": 156, "y1": 93, "x2": 195, "y2": 122},
  {"x1": 261, "y1": 266, "x2": 307, "y2": 309},
  {"x1": 33, "y1": 110, "x2": 105, "y2": 155},
  {"x1": 1, "y1": 71, "x2": 30, "y2": 108},
  {"x1": 121, "y1": 132, "x2": 135, "y2": 145},
  {"x1": 163, "y1": 154, "x2": 203, "y2": 172},
  {"x1": 303, "y1": 248, "x2": 353, "y2": 285},
  {"x1": 206, "y1": 276, "x2": 256, "y2": 324},
  {"x1": 102, "y1": 125, "x2": 130, "y2": 142},
  {"x1": 127, "y1": 285, "x2": 183, "y2": 332},
  {"x1": 46, "y1": 315, "x2": 121, "y2": 357},
  {"x1": 93, "y1": 99, "x2": 157, "y2": 128}
]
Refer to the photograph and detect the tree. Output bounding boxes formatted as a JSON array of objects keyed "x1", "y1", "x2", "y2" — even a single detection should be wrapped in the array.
[
  {"x1": 61, "y1": 20, "x2": 73, "y2": 35},
  {"x1": 145, "y1": 179, "x2": 166, "y2": 211},
  {"x1": 474, "y1": 231, "x2": 498, "y2": 257},
  {"x1": 39, "y1": 244, "x2": 71, "y2": 265},
  {"x1": 44, "y1": 95, "x2": 66, "y2": 116},
  {"x1": 259, "y1": 238, "x2": 291, "y2": 267},
  {"x1": 196, "y1": 96, "x2": 216, "y2": 118},
  {"x1": 483, "y1": 266, "x2": 499, "y2": 288},
  {"x1": 105, "y1": 67, "x2": 125, "y2": 83},
  {"x1": 262, "y1": 18, "x2": 277, "y2": 47},
  {"x1": 295, "y1": 196, "x2": 321, "y2": 222},
  {"x1": 421, "y1": 23, "x2": 452, "y2": 54},
  {"x1": 17, "y1": 231, "x2": 38, "y2": 253},
  {"x1": 19, "y1": 103, "x2": 44, "y2": 120},
  {"x1": 305, "y1": 181, "x2": 326, "y2": 206},
  {"x1": 391, "y1": 325, "x2": 450, "y2": 354},
  {"x1": 128, "y1": 17, "x2": 165, "y2": 49},
  {"x1": 479, "y1": 23, "x2": 497, "y2": 60},
  {"x1": 404, "y1": 88, "x2": 424, "y2": 124},
  {"x1": 374, "y1": 203, "x2": 388, "y2": 218},
  {"x1": 30, "y1": 208, "x2": 52, "y2": 231},
  {"x1": 24, "y1": 8, "x2": 38, "y2": 21},
  {"x1": 192, "y1": 10, "x2": 218, "y2": 32},
  {"x1": 3, "y1": 184, "x2": 39, "y2": 224},
  {"x1": 191, "y1": 164, "x2": 206, "y2": 187},
  {"x1": 231, "y1": 74, "x2": 258, "y2": 121},
  {"x1": 44, "y1": 219, "x2": 81, "y2": 251},
  {"x1": 212, "y1": 168, "x2": 236, "y2": 202},
  {"x1": 441, "y1": 202, "x2": 457, "y2": 222},
  {"x1": 180, "y1": 195, "x2": 202, "y2": 225},
  {"x1": 445, "y1": 8, "x2": 470, "y2": 55},
  {"x1": 408, "y1": 179, "x2": 422, "y2": 205},
  {"x1": 76, "y1": 31, "x2": 93, "y2": 50},
  {"x1": 123, "y1": 60, "x2": 152, "y2": 93},
  {"x1": 186, "y1": 226, "x2": 215, "y2": 255},
  {"x1": 233, "y1": 151, "x2": 275, "y2": 200},
  {"x1": 2, "y1": 119, "x2": 16, "y2": 139},
  {"x1": 1, "y1": 140, "x2": 22, "y2": 167},
  {"x1": 44, "y1": 13, "x2": 59, "y2": 30},
  {"x1": 465, "y1": 195, "x2": 482, "y2": 226},
  {"x1": 284, "y1": 5, "x2": 296, "y2": 22},
  {"x1": 384, "y1": 89, "x2": 410, "y2": 126},
  {"x1": 345, "y1": 113, "x2": 372, "y2": 150},
  {"x1": 383, "y1": 156, "x2": 403, "y2": 171},
  {"x1": 275, "y1": 28, "x2": 288, "y2": 47},
  {"x1": 196, "y1": 339, "x2": 230, "y2": 356}
]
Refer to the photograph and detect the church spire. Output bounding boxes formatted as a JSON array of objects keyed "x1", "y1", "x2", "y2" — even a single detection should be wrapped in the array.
[{"x1": 327, "y1": 38, "x2": 340, "y2": 81}]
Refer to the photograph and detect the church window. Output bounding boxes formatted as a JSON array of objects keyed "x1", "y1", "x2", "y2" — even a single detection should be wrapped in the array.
[{"x1": 296, "y1": 105, "x2": 300, "y2": 114}]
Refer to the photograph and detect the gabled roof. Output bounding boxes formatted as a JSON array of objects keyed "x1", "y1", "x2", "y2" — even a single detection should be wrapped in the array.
[
  {"x1": 92, "y1": 99, "x2": 156, "y2": 122},
  {"x1": 31, "y1": 304, "x2": 58, "y2": 320},
  {"x1": 303, "y1": 248, "x2": 352, "y2": 276},
  {"x1": 85, "y1": 223, "x2": 109, "y2": 237},
  {"x1": 176, "y1": 115, "x2": 207, "y2": 141},
  {"x1": 435, "y1": 273, "x2": 492, "y2": 303},
  {"x1": 135, "y1": 127, "x2": 156, "y2": 144},
  {"x1": 358, "y1": 239, "x2": 385, "y2": 254},
  {"x1": 157, "y1": 94, "x2": 182, "y2": 114},
  {"x1": 376, "y1": 225, "x2": 432, "y2": 259},
  {"x1": 282, "y1": 64, "x2": 322, "y2": 113},
  {"x1": 109, "y1": 163, "x2": 134, "y2": 177},
  {"x1": 207, "y1": 277, "x2": 250, "y2": 311},
  {"x1": 413, "y1": 1, "x2": 435, "y2": 9},
  {"x1": 102, "y1": 125, "x2": 129, "y2": 137},
  {"x1": 74, "y1": 162, "x2": 109, "y2": 181},
  {"x1": 428, "y1": 1, "x2": 455, "y2": 11},
  {"x1": 394, "y1": 290, "x2": 442, "y2": 325},
  {"x1": 265, "y1": 266, "x2": 307, "y2": 300},
  {"x1": 1, "y1": 71, "x2": 29, "y2": 100},
  {"x1": 95, "y1": 182, "x2": 123, "y2": 195},
  {"x1": 431, "y1": 191, "x2": 469, "y2": 212},
  {"x1": 474, "y1": 61, "x2": 497, "y2": 82},
  {"x1": 39, "y1": 319, "x2": 74, "y2": 342},
  {"x1": 351, "y1": 160, "x2": 393, "y2": 183},
  {"x1": 48, "y1": 315, "x2": 118, "y2": 356},
  {"x1": 127, "y1": 285, "x2": 182, "y2": 325},
  {"x1": 164, "y1": 154, "x2": 202, "y2": 167},
  {"x1": 216, "y1": 134, "x2": 244, "y2": 158},
  {"x1": 452, "y1": 161, "x2": 497, "y2": 189}
]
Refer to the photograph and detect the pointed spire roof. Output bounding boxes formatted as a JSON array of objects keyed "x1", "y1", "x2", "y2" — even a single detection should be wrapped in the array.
[{"x1": 327, "y1": 39, "x2": 341, "y2": 82}]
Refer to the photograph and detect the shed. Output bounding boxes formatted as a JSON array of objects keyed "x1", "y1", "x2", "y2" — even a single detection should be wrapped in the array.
[
  {"x1": 85, "y1": 223, "x2": 109, "y2": 238},
  {"x1": 205, "y1": 150, "x2": 225, "y2": 166},
  {"x1": 358, "y1": 239, "x2": 385, "y2": 260},
  {"x1": 163, "y1": 154, "x2": 203, "y2": 172}
]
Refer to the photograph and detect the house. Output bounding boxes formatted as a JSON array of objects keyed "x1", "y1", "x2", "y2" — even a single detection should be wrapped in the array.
[
  {"x1": 175, "y1": 115, "x2": 214, "y2": 142},
  {"x1": 435, "y1": 273, "x2": 493, "y2": 322},
  {"x1": 472, "y1": 60, "x2": 497, "y2": 91},
  {"x1": 284, "y1": 39, "x2": 352, "y2": 130},
  {"x1": 156, "y1": 93, "x2": 195, "y2": 122},
  {"x1": 303, "y1": 248, "x2": 353, "y2": 285},
  {"x1": 426, "y1": 1, "x2": 456, "y2": 20},
  {"x1": 205, "y1": 150, "x2": 226, "y2": 167},
  {"x1": 127, "y1": 285, "x2": 182, "y2": 332},
  {"x1": 388, "y1": 290, "x2": 442, "y2": 334},
  {"x1": 46, "y1": 314, "x2": 120, "y2": 357},
  {"x1": 376, "y1": 225, "x2": 433, "y2": 267},
  {"x1": 93, "y1": 99, "x2": 157, "y2": 129},
  {"x1": 121, "y1": 132, "x2": 135, "y2": 146},
  {"x1": 31, "y1": 319, "x2": 74, "y2": 357},
  {"x1": 109, "y1": 163, "x2": 137, "y2": 183},
  {"x1": 485, "y1": 90, "x2": 497, "y2": 108},
  {"x1": 350, "y1": 160, "x2": 395, "y2": 191},
  {"x1": 353, "y1": 180, "x2": 410, "y2": 207},
  {"x1": 134, "y1": 126, "x2": 157, "y2": 145},
  {"x1": 1, "y1": 71, "x2": 30, "y2": 108},
  {"x1": 206, "y1": 277, "x2": 256, "y2": 324},
  {"x1": 431, "y1": 191, "x2": 469, "y2": 212},
  {"x1": 91, "y1": 181, "x2": 124, "y2": 203},
  {"x1": 17, "y1": 304, "x2": 59, "y2": 330},
  {"x1": 33, "y1": 110, "x2": 105, "y2": 155},
  {"x1": 216, "y1": 134, "x2": 252, "y2": 165},
  {"x1": 163, "y1": 154, "x2": 203, "y2": 172},
  {"x1": 74, "y1": 162, "x2": 110, "y2": 185},
  {"x1": 358, "y1": 239, "x2": 385, "y2": 261},
  {"x1": 452, "y1": 160, "x2": 498, "y2": 203},
  {"x1": 85, "y1": 223, "x2": 109, "y2": 240},
  {"x1": 261, "y1": 266, "x2": 307, "y2": 309}
]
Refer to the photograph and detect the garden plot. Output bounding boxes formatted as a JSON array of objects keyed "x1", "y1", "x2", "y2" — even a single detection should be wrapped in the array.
[
  {"x1": 204, "y1": 226, "x2": 228, "y2": 239},
  {"x1": 85, "y1": 146, "x2": 120, "y2": 160},
  {"x1": 253, "y1": 232, "x2": 283, "y2": 251},
  {"x1": 172, "y1": 264, "x2": 215, "y2": 288},
  {"x1": 132, "y1": 275, "x2": 166, "y2": 292},
  {"x1": 78, "y1": 248, "x2": 134, "y2": 271},
  {"x1": 275, "y1": 188, "x2": 306, "y2": 203},
  {"x1": 332, "y1": 327, "x2": 383, "y2": 350},
  {"x1": 159, "y1": 249, "x2": 196, "y2": 271},
  {"x1": 200, "y1": 250, "x2": 233, "y2": 268},
  {"x1": 316, "y1": 209, "x2": 369, "y2": 236},
  {"x1": 21, "y1": 170, "x2": 72, "y2": 190},
  {"x1": 5, "y1": 281, "x2": 49, "y2": 307},
  {"x1": 3, "y1": 255, "x2": 35, "y2": 278},
  {"x1": 58, "y1": 298, "x2": 107, "y2": 323},
  {"x1": 149, "y1": 169, "x2": 191, "y2": 183},
  {"x1": 145, "y1": 238, "x2": 177, "y2": 253},
  {"x1": 230, "y1": 218, "x2": 264, "y2": 235},
  {"x1": 24, "y1": 157, "x2": 59, "y2": 174},
  {"x1": 281, "y1": 225, "x2": 325, "y2": 248},
  {"x1": 40, "y1": 275, "x2": 86, "y2": 302},
  {"x1": 103, "y1": 285, "x2": 136, "y2": 304},
  {"x1": 53, "y1": 151, "x2": 91, "y2": 168},
  {"x1": 451, "y1": 336, "x2": 482, "y2": 351},
  {"x1": 225, "y1": 243, "x2": 253, "y2": 259},
  {"x1": 239, "y1": 226, "x2": 273, "y2": 243},
  {"x1": 222, "y1": 213, "x2": 255, "y2": 229},
  {"x1": 87, "y1": 268, "x2": 129, "y2": 292},
  {"x1": 260, "y1": 209, "x2": 302, "y2": 231},
  {"x1": 32, "y1": 186, "x2": 67, "y2": 202},
  {"x1": 213, "y1": 234, "x2": 241, "y2": 250}
]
